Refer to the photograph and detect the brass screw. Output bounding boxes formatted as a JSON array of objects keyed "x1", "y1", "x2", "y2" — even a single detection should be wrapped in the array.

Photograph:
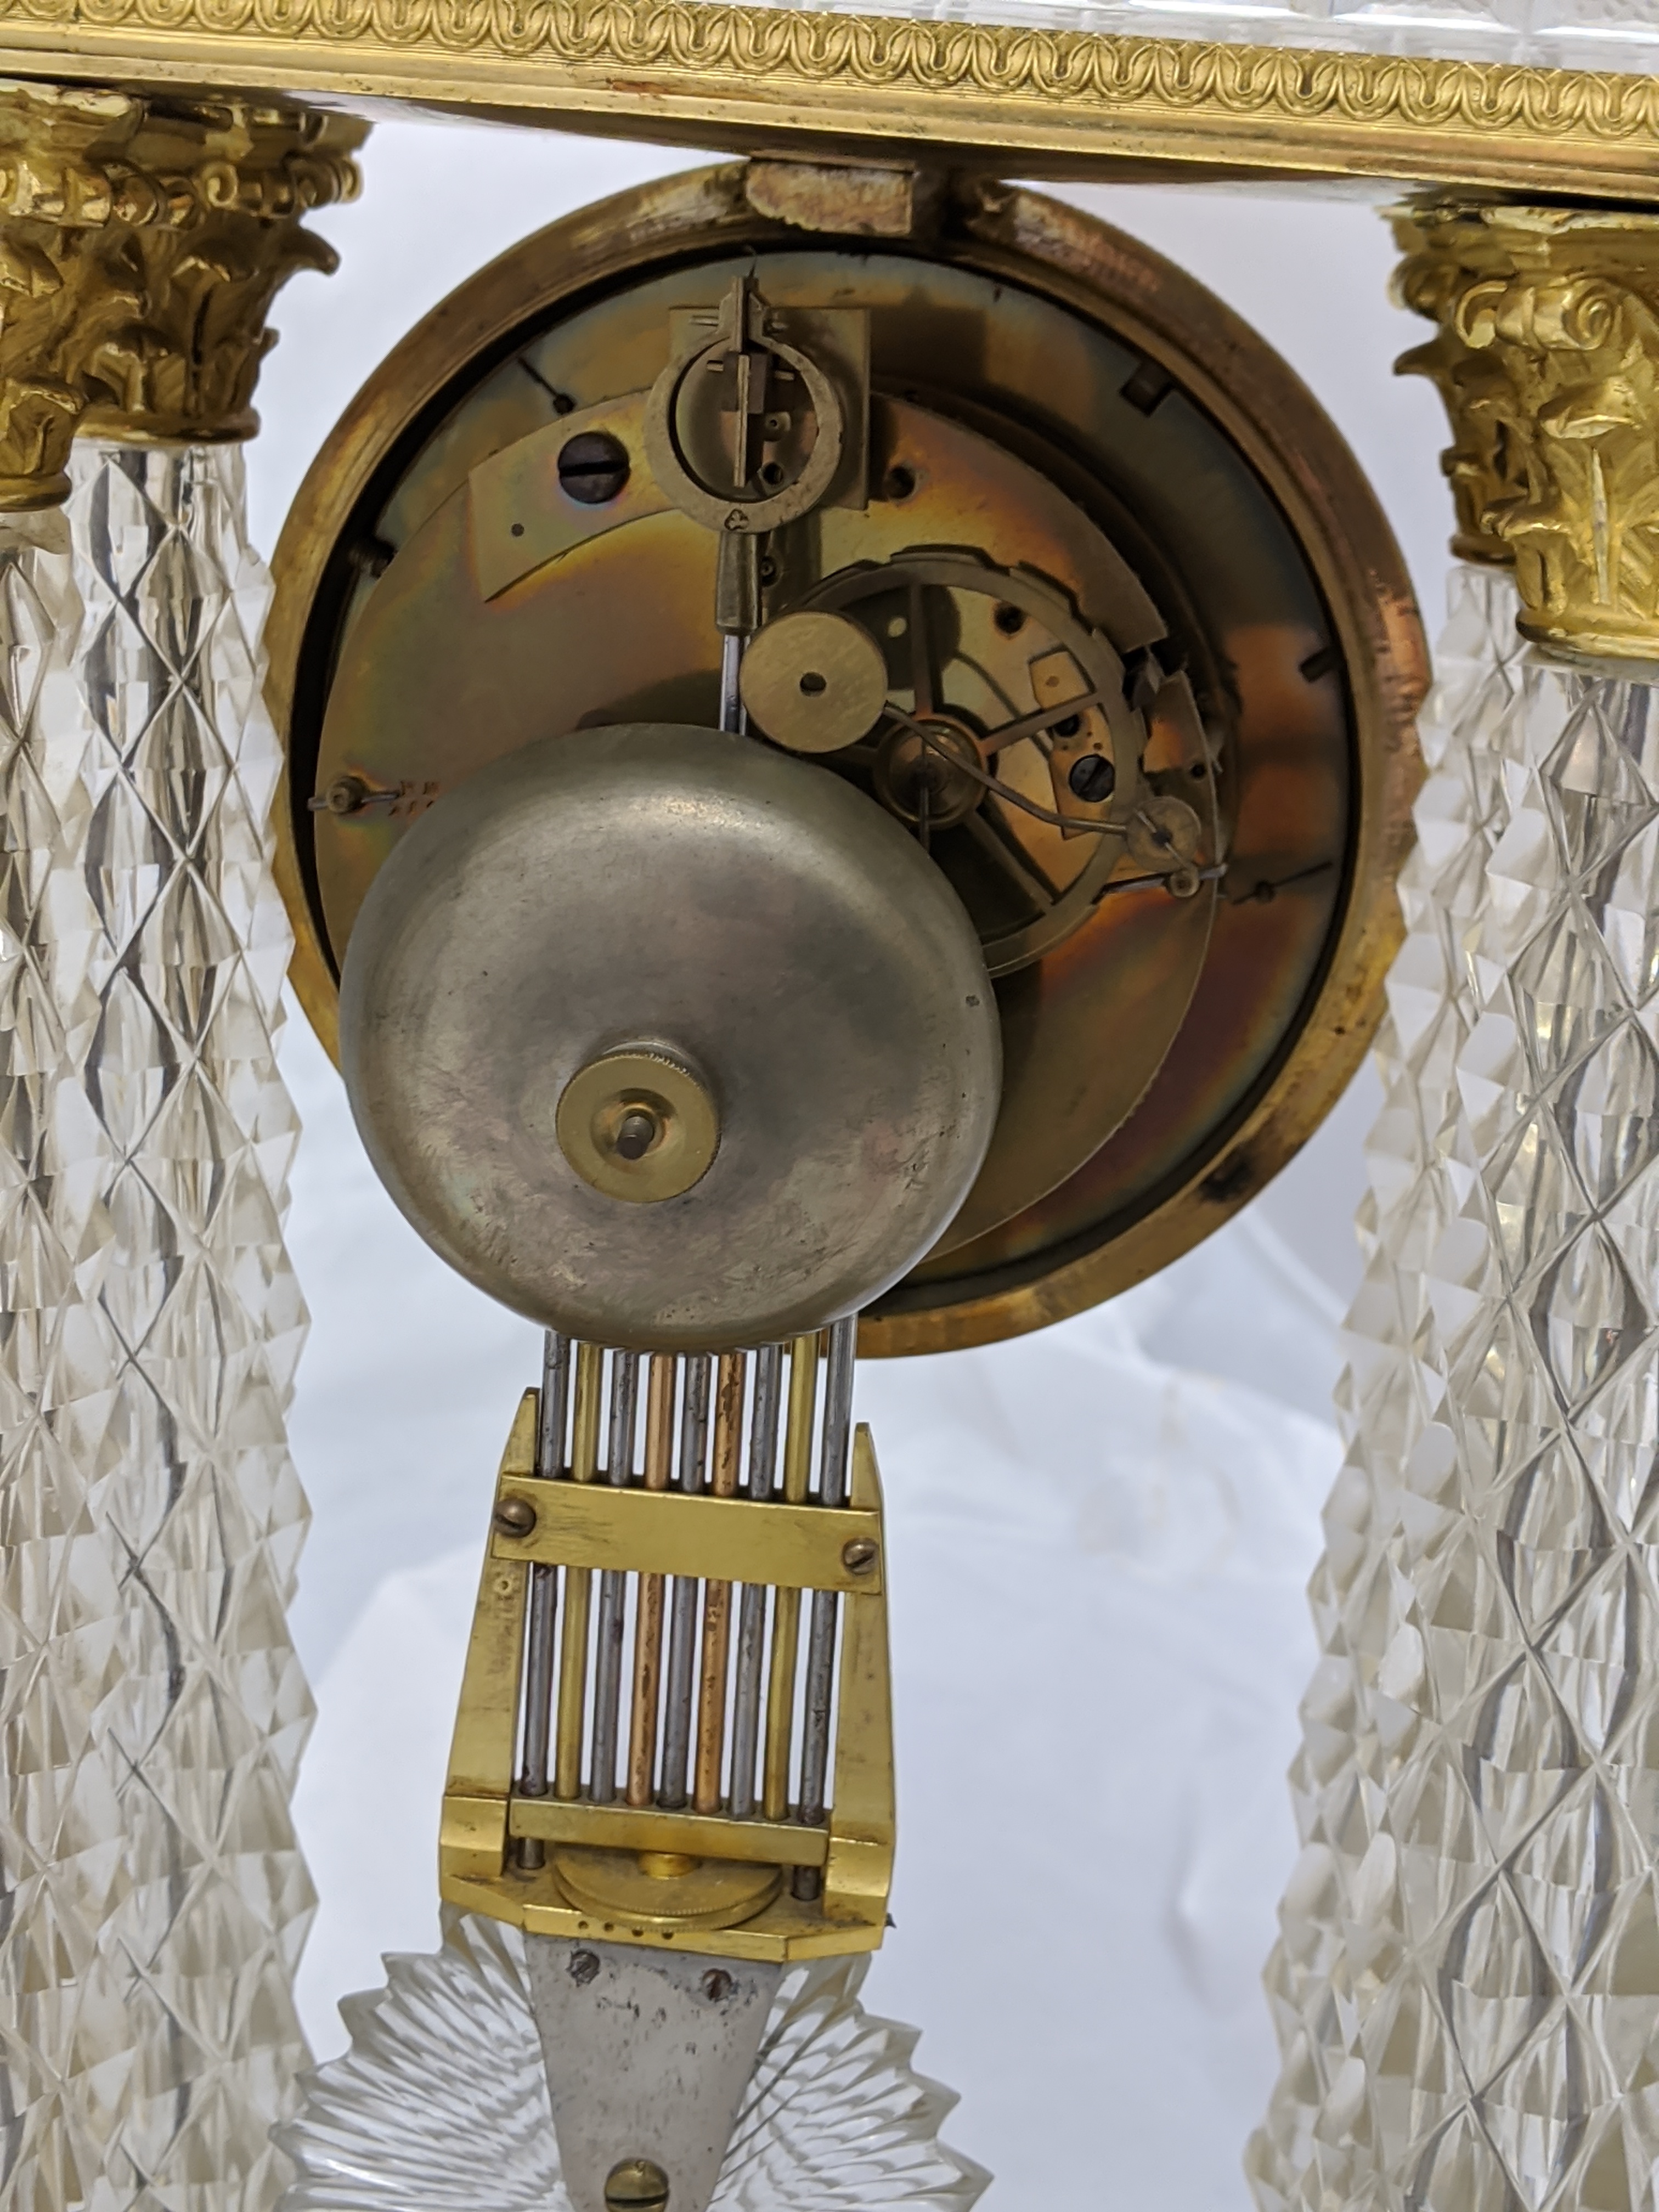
[
  {"x1": 605, "y1": 2158, "x2": 670, "y2": 2212},
  {"x1": 842, "y1": 1538, "x2": 878, "y2": 1575},
  {"x1": 493, "y1": 1494, "x2": 537, "y2": 1538}
]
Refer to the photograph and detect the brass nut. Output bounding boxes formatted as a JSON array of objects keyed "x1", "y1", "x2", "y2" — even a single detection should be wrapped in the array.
[
  {"x1": 842, "y1": 1538, "x2": 879, "y2": 1575},
  {"x1": 605, "y1": 2158, "x2": 670, "y2": 2212},
  {"x1": 555, "y1": 1047, "x2": 719, "y2": 1205},
  {"x1": 493, "y1": 1494, "x2": 537, "y2": 1538}
]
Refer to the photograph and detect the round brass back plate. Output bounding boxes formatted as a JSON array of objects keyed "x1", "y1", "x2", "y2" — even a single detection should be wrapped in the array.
[{"x1": 269, "y1": 164, "x2": 1426, "y2": 1356}]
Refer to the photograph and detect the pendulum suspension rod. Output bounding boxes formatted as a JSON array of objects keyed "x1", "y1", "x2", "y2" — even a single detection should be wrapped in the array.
[
  {"x1": 695, "y1": 1351, "x2": 747, "y2": 1813},
  {"x1": 626, "y1": 1355, "x2": 677, "y2": 1807},
  {"x1": 729, "y1": 1343, "x2": 781, "y2": 1819},
  {"x1": 589, "y1": 1350, "x2": 639, "y2": 1802},
  {"x1": 659, "y1": 1356, "x2": 710, "y2": 1808},
  {"x1": 517, "y1": 1329, "x2": 569, "y2": 1868},
  {"x1": 552, "y1": 1341, "x2": 605, "y2": 1799}
]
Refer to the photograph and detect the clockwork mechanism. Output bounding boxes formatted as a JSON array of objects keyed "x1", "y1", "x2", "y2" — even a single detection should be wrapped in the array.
[{"x1": 269, "y1": 162, "x2": 1425, "y2": 1355}]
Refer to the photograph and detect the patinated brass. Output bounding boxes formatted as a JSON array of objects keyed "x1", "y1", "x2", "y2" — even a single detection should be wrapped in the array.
[
  {"x1": 268, "y1": 162, "x2": 1425, "y2": 1355},
  {"x1": 441, "y1": 1390, "x2": 895, "y2": 1963},
  {"x1": 0, "y1": 81, "x2": 359, "y2": 506},
  {"x1": 1396, "y1": 202, "x2": 1659, "y2": 664}
]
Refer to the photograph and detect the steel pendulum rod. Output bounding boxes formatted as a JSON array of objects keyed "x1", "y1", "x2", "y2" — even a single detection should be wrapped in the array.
[
  {"x1": 762, "y1": 1334, "x2": 820, "y2": 1822},
  {"x1": 719, "y1": 634, "x2": 744, "y2": 734},
  {"x1": 694, "y1": 1351, "x2": 747, "y2": 1814},
  {"x1": 517, "y1": 1329, "x2": 570, "y2": 1870},
  {"x1": 659, "y1": 1355, "x2": 711, "y2": 1808},
  {"x1": 626, "y1": 1355, "x2": 677, "y2": 1808},
  {"x1": 794, "y1": 1316, "x2": 857, "y2": 1897},
  {"x1": 589, "y1": 1350, "x2": 639, "y2": 1805},
  {"x1": 729, "y1": 1343, "x2": 782, "y2": 1820},
  {"x1": 553, "y1": 1341, "x2": 605, "y2": 1799}
]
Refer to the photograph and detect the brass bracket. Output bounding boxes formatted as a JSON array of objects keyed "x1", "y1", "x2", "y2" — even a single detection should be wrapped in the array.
[{"x1": 439, "y1": 1386, "x2": 896, "y2": 1963}]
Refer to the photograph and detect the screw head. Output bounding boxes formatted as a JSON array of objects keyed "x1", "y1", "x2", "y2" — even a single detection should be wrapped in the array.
[
  {"x1": 324, "y1": 774, "x2": 370, "y2": 816},
  {"x1": 700, "y1": 1968, "x2": 735, "y2": 2002},
  {"x1": 1068, "y1": 752, "x2": 1116, "y2": 804},
  {"x1": 568, "y1": 1948, "x2": 601, "y2": 1986},
  {"x1": 841, "y1": 1538, "x2": 878, "y2": 1575},
  {"x1": 605, "y1": 2159, "x2": 670, "y2": 2212},
  {"x1": 556, "y1": 428, "x2": 630, "y2": 506},
  {"x1": 493, "y1": 1494, "x2": 537, "y2": 1538}
]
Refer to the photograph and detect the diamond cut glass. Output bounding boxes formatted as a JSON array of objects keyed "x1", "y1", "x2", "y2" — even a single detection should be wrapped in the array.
[
  {"x1": 1251, "y1": 567, "x2": 1659, "y2": 2212},
  {"x1": 276, "y1": 1911, "x2": 988, "y2": 2209},
  {"x1": 0, "y1": 443, "x2": 314, "y2": 2212}
]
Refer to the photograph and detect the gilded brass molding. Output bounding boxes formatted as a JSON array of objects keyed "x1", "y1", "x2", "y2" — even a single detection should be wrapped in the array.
[
  {"x1": 1, "y1": 9, "x2": 1658, "y2": 202},
  {"x1": 1397, "y1": 204, "x2": 1659, "y2": 663},
  {"x1": 0, "y1": 81, "x2": 360, "y2": 506}
]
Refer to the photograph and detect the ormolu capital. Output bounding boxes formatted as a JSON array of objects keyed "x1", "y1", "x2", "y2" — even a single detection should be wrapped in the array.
[
  {"x1": 1396, "y1": 203, "x2": 1659, "y2": 664},
  {"x1": 0, "y1": 81, "x2": 362, "y2": 508}
]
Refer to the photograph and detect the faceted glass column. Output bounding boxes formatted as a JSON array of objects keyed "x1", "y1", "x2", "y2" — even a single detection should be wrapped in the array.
[
  {"x1": 1251, "y1": 565, "x2": 1659, "y2": 2212},
  {"x1": 0, "y1": 442, "x2": 313, "y2": 2211}
]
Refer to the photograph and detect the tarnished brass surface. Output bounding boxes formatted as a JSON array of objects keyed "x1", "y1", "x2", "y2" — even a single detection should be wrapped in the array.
[
  {"x1": 1396, "y1": 202, "x2": 1659, "y2": 664},
  {"x1": 269, "y1": 163, "x2": 1425, "y2": 1354},
  {"x1": 0, "y1": 82, "x2": 360, "y2": 507}
]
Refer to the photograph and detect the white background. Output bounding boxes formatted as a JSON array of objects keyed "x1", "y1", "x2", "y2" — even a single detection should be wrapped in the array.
[{"x1": 250, "y1": 125, "x2": 1452, "y2": 2208}]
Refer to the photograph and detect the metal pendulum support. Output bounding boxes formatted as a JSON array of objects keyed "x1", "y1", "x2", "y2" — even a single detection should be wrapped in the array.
[
  {"x1": 438, "y1": 1325, "x2": 894, "y2": 2212},
  {"x1": 794, "y1": 1316, "x2": 856, "y2": 1897},
  {"x1": 517, "y1": 1330, "x2": 571, "y2": 1869}
]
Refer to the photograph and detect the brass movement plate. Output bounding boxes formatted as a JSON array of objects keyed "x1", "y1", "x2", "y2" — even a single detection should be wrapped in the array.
[
  {"x1": 268, "y1": 163, "x2": 1425, "y2": 1355},
  {"x1": 4, "y1": 7, "x2": 1659, "y2": 200}
]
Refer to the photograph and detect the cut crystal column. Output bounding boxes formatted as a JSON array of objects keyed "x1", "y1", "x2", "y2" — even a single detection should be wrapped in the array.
[
  {"x1": 0, "y1": 442, "x2": 314, "y2": 2210},
  {"x1": 1250, "y1": 562, "x2": 1659, "y2": 2212}
]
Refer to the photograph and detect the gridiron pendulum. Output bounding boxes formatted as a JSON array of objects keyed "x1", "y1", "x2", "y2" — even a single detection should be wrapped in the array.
[{"x1": 269, "y1": 166, "x2": 1425, "y2": 2212}]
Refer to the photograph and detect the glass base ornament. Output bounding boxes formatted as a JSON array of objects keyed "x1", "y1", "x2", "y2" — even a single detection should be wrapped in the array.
[{"x1": 277, "y1": 1910, "x2": 988, "y2": 2211}]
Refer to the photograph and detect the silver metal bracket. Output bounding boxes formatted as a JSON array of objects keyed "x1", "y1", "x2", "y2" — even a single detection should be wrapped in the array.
[{"x1": 526, "y1": 1934, "x2": 782, "y2": 2212}]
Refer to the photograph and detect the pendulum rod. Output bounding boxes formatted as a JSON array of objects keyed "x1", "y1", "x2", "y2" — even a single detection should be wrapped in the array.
[
  {"x1": 762, "y1": 1334, "x2": 820, "y2": 1821},
  {"x1": 589, "y1": 1350, "x2": 639, "y2": 1803},
  {"x1": 625, "y1": 1356, "x2": 677, "y2": 1807},
  {"x1": 794, "y1": 1317, "x2": 857, "y2": 1894},
  {"x1": 517, "y1": 1329, "x2": 569, "y2": 1869},
  {"x1": 694, "y1": 1351, "x2": 747, "y2": 1814},
  {"x1": 659, "y1": 1356, "x2": 711, "y2": 1807},
  {"x1": 552, "y1": 1341, "x2": 605, "y2": 1799},
  {"x1": 729, "y1": 1343, "x2": 781, "y2": 1820}
]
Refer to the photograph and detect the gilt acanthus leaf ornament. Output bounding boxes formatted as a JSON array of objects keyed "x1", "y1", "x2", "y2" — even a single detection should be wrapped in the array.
[
  {"x1": 1396, "y1": 205, "x2": 1659, "y2": 664},
  {"x1": 0, "y1": 81, "x2": 362, "y2": 506}
]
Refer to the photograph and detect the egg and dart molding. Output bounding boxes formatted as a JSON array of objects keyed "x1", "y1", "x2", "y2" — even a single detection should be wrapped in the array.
[{"x1": 272, "y1": 161, "x2": 1424, "y2": 2212}]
